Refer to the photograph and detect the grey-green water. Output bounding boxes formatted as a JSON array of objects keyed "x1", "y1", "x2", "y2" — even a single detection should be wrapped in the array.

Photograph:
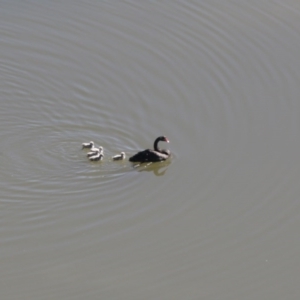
[{"x1": 1, "y1": 1, "x2": 300, "y2": 299}]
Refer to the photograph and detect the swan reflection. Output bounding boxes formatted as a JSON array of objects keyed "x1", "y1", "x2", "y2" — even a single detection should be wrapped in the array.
[{"x1": 132, "y1": 159, "x2": 171, "y2": 176}]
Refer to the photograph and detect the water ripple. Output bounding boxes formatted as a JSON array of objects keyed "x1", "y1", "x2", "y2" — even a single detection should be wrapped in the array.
[{"x1": 1, "y1": 2, "x2": 300, "y2": 298}]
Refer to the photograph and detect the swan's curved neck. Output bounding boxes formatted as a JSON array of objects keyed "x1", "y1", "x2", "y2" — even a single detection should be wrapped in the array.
[{"x1": 154, "y1": 138, "x2": 161, "y2": 152}]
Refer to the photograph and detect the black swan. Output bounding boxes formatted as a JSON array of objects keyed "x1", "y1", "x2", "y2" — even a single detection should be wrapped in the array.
[
  {"x1": 129, "y1": 136, "x2": 170, "y2": 162},
  {"x1": 112, "y1": 152, "x2": 126, "y2": 161}
]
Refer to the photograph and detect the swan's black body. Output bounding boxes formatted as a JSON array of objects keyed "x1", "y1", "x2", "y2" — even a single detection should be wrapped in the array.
[{"x1": 129, "y1": 136, "x2": 170, "y2": 163}]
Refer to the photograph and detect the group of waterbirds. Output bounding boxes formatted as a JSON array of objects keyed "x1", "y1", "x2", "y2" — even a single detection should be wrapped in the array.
[
  {"x1": 82, "y1": 141, "x2": 125, "y2": 162},
  {"x1": 82, "y1": 136, "x2": 171, "y2": 164}
]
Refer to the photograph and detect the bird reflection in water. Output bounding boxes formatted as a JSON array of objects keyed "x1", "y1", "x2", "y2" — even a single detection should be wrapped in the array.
[{"x1": 132, "y1": 159, "x2": 171, "y2": 176}]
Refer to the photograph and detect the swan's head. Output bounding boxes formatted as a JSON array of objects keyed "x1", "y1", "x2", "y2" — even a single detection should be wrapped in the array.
[{"x1": 159, "y1": 136, "x2": 169, "y2": 143}]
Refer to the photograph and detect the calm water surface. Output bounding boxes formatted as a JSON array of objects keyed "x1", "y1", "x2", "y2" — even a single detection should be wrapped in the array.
[{"x1": 1, "y1": 1, "x2": 300, "y2": 299}]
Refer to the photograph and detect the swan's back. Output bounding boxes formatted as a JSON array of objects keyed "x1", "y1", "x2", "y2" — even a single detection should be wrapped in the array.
[{"x1": 129, "y1": 149, "x2": 169, "y2": 162}]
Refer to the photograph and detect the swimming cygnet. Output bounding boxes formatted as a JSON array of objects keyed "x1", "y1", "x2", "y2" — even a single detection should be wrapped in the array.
[
  {"x1": 89, "y1": 152, "x2": 104, "y2": 161},
  {"x1": 82, "y1": 141, "x2": 94, "y2": 149},
  {"x1": 87, "y1": 146, "x2": 103, "y2": 157},
  {"x1": 90, "y1": 144, "x2": 101, "y2": 152},
  {"x1": 112, "y1": 152, "x2": 126, "y2": 161}
]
